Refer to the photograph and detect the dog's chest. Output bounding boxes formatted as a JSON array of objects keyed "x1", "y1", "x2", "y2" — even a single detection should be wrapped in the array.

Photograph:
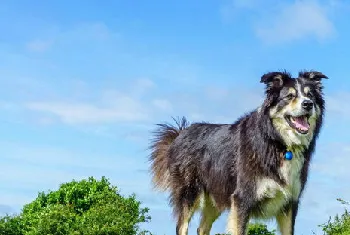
[{"x1": 255, "y1": 149, "x2": 304, "y2": 218}]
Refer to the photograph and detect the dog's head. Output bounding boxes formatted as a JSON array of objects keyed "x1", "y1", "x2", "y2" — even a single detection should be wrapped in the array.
[{"x1": 260, "y1": 70, "x2": 328, "y2": 146}]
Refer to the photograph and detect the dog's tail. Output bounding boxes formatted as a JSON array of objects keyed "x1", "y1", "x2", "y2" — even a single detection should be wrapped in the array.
[{"x1": 149, "y1": 116, "x2": 189, "y2": 192}]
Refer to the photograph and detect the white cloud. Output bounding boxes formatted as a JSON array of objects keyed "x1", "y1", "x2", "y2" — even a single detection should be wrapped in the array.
[
  {"x1": 221, "y1": 0, "x2": 336, "y2": 44},
  {"x1": 0, "y1": 140, "x2": 149, "y2": 210},
  {"x1": 26, "y1": 39, "x2": 53, "y2": 52},
  {"x1": 22, "y1": 22, "x2": 121, "y2": 58},
  {"x1": 152, "y1": 99, "x2": 173, "y2": 112},
  {"x1": 205, "y1": 87, "x2": 230, "y2": 101},
  {"x1": 20, "y1": 76, "x2": 265, "y2": 127},
  {"x1": 62, "y1": 22, "x2": 115, "y2": 42},
  {"x1": 230, "y1": 0, "x2": 260, "y2": 8},
  {"x1": 0, "y1": 101, "x2": 18, "y2": 110},
  {"x1": 311, "y1": 143, "x2": 350, "y2": 181},
  {"x1": 133, "y1": 78, "x2": 155, "y2": 95},
  {"x1": 220, "y1": 0, "x2": 262, "y2": 23},
  {"x1": 255, "y1": 1, "x2": 335, "y2": 43},
  {"x1": 26, "y1": 100, "x2": 148, "y2": 124},
  {"x1": 326, "y1": 92, "x2": 350, "y2": 119},
  {"x1": 23, "y1": 77, "x2": 157, "y2": 125},
  {"x1": 0, "y1": 141, "x2": 141, "y2": 171},
  {"x1": 0, "y1": 204, "x2": 13, "y2": 215},
  {"x1": 221, "y1": 0, "x2": 269, "y2": 11}
]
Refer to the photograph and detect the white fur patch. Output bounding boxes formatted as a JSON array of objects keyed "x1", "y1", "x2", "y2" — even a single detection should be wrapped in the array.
[
  {"x1": 257, "y1": 106, "x2": 262, "y2": 113},
  {"x1": 272, "y1": 117, "x2": 316, "y2": 146},
  {"x1": 255, "y1": 147, "x2": 304, "y2": 218}
]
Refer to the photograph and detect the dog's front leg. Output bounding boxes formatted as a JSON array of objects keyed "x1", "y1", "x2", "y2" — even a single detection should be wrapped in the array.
[
  {"x1": 276, "y1": 202, "x2": 299, "y2": 235},
  {"x1": 227, "y1": 194, "x2": 250, "y2": 235}
]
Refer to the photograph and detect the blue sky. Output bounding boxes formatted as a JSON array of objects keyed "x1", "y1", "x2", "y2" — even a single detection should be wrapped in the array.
[{"x1": 0, "y1": 0, "x2": 350, "y2": 234}]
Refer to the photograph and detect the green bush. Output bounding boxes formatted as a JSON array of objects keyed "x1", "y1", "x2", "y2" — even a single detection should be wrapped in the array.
[
  {"x1": 215, "y1": 223, "x2": 276, "y2": 235},
  {"x1": 0, "y1": 176, "x2": 150, "y2": 235},
  {"x1": 319, "y1": 199, "x2": 350, "y2": 235},
  {"x1": 0, "y1": 215, "x2": 25, "y2": 235},
  {"x1": 247, "y1": 223, "x2": 276, "y2": 235},
  {"x1": 4, "y1": 176, "x2": 349, "y2": 235}
]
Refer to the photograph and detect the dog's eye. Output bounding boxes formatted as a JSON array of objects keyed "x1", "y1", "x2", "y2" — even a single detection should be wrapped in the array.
[
  {"x1": 306, "y1": 92, "x2": 313, "y2": 98},
  {"x1": 285, "y1": 94, "x2": 295, "y2": 100}
]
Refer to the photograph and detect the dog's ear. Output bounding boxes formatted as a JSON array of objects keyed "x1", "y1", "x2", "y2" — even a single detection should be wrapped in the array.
[
  {"x1": 260, "y1": 71, "x2": 291, "y2": 91},
  {"x1": 299, "y1": 70, "x2": 328, "y2": 92},
  {"x1": 299, "y1": 70, "x2": 328, "y2": 81}
]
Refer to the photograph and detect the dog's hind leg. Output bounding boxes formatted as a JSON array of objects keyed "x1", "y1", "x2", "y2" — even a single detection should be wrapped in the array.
[
  {"x1": 227, "y1": 195, "x2": 250, "y2": 235},
  {"x1": 173, "y1": 187, "x2": 201, "y2": 235},
  {"x1": 197, "y1": 194, "x2": 221, "y2": 235},
  {"x1": 175, "y1": 205, "x2": 195, "y2": 235}
]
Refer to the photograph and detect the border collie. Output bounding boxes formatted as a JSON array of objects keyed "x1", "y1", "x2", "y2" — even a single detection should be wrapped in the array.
[{"x1": 149, "y1": 70, "x2": 328, "y2": 235}]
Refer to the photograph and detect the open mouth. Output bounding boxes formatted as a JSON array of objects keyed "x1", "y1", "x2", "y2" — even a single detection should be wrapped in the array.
[{"x1": 285, "y1": 114, "x2": 310, "y2": 134}]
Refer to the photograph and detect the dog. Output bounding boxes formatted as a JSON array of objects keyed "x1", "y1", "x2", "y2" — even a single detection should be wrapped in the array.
[{"x1": 149, "y1": 70, "x2": 328, "y2": 235}]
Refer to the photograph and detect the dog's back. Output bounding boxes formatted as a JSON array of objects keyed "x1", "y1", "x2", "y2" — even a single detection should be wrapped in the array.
[{"x1": 168, "y1": 123, "x2": 239, "y2": 208}]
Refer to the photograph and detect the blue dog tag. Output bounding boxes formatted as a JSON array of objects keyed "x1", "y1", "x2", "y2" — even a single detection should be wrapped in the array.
[{"x1": 285, "y1": 151, "x2": 293, "y2": 160}]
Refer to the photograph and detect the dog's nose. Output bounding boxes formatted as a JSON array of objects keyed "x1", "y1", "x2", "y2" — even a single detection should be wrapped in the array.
[{"x1": 302, "y1": 100, "x2": 313, "y2": 111}]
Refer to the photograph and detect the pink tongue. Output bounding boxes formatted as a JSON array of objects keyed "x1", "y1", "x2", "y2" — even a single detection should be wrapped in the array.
[{"x1": 293, "y1": 117, "x2": 309, "y2": 131}]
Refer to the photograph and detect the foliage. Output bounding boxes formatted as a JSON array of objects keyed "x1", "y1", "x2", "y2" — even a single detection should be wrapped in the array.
[
  {"x1": 319, "y1": 199, "x2": 350, "y2": 235},
  {"x1": 2, "y1": 176, "x2": 350, "y2": 235},
  {"x1": 0, "y1": 176, "x2": 150, "y2": 235},
  {"x1": 0, "y1": 215, "x2": 25, "y2": 235},
  {"x1": 215, "y1": 223, "x2": 276, "y2": 235},
  {"x1": 247, "y1": 223, "x2": 276, "y2": 235}
]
